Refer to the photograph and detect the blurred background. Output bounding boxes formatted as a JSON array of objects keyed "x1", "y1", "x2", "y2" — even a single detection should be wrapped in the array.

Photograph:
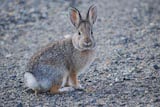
[{"x1": 0, "y1": 0, "x2": 160, "y2": 107}]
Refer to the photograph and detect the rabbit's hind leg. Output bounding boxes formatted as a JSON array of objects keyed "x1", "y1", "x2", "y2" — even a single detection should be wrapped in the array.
[
  {"x1": 50, "y1": 71, "x2": 75, "y2": 94},
  {"x1": 50, "y1": 85, "x2": 61, "y2": 94},
  {"x1": 50, "y1": 84, "x2": 75, "y2": 94}
]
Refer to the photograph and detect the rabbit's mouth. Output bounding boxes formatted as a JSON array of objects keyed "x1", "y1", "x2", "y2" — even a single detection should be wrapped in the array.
[
  {"x1": 79, "y1": 41, "x2": 96, "y2": 50},
  {"x1": 73, "y1": 40, "x2": 95, "y2": 51},
  {"x1": 83, "y1": 41, "x2": 92, "y2": 47}
]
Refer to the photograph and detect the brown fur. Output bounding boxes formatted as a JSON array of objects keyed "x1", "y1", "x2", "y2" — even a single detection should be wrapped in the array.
[
  {"x1": 27, "y1": 39, "x2": 68, "y2": 72},
  {"x1": 80, "y1": 50, "x2": 93, "y2": 57},
  {"x1": 24, "y1": 5, "x2": 97, "y2": 94},
  {"x1": 69, "y1": 71, "x2": 78, "y2": 86},
  {"x1": 50, "y1": 85, "x2": 61, "y2": 94}
]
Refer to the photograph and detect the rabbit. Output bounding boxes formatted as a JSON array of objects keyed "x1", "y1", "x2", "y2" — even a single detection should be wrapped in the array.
[{"x1": 24, "y1": 5, "x2": 97, "y2": 94}]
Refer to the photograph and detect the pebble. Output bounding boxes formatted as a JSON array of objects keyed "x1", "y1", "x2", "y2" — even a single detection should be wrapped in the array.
[
  {"x1": 17, "y1": 103, "x2": 23, "y2": 107},
  {"x1": 40, "y1": 12, "x2": 48, "y2": 19},
  {"x1": 153, "y1": 65, "x2": 159, "y2": 70},
  {"x1": 153, "y1": 43, "x2": 160, "y2": 48},
  {"x1": 5, "y1": 54, "x2": 12, "y2": 58},
  {"x1": 1, "y1": 0, "x2": 160, "y2": 107}
]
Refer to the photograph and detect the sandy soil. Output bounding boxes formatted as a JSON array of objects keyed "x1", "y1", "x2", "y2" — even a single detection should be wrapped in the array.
[{"x1": 0, "y1": 0, "x2": 160, "y2": 106}]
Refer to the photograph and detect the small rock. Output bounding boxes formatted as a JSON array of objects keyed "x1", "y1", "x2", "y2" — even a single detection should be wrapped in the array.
[
  {"x1": 109, "y1": 83, "x2": 113, "y2": 86},
  {"x1": 96, "y1": 99, "x2": 106, "y2": 105},
  {"x1": 10, "y1": 75, "x2": 16, "y2": 80},
  {"x1": 39, "y1": 12, "x2": 48, "y2": 19},
  {"x1": 29, "y1": 8, "x2": 35, "y2": 13},
  {"x1": 5, "y1": 54, "x2": 12, "y2": 58},
  {"x1": 115, "y1": 78, "x2": 119, "y2": 82},
  {"x1": 106, "y1": 59, "x2": 111, "y2": 65},
  {"x1": 153, "y1": 64, "x2": 159, "y2": 70},
  {"x1": 149, "y1": 22, "x2": 155, "y2": 27},
  {"x1": 150, "y1": 56, "x2": 155, "y2": 60},
  {"x1": 0, "y1": 41, "x2": 5, "y2": 45},
  {"x1": 153, "y1": 43, "x2": 160, "y2": 48},
  {"x1": 133, "y1": 8, "x2": 138, "y2": 12},
  {"x1": 136, "y1": 57, "x2": 142, "y2": 60},
  {"x1": 153, "y1": 98, "x2": 160, "y2": 103},
  {"x1": 17, "y1": 103, "x2": 23, "y2": 107}
]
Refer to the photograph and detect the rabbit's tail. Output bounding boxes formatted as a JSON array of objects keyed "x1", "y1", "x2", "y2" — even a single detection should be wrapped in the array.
[{"x1": 24, "y1": 72, "x2": 39, "y2": 90}]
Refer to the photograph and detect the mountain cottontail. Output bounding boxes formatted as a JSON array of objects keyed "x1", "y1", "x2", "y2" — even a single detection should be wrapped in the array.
[{"x1": 24, "y1": 5, "x2": 97, "y2": 94}]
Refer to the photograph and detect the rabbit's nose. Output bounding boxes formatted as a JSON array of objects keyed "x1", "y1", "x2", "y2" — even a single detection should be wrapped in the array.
[
  {"x1": 84, "y1": 37, "x2": 92, "y2": 43},
  {"x1": 83, "y1": 39, "x2": 92, "y2": 47},
  {"x1": 83, "y1": 42, "x2": 92, "y2": 47}
]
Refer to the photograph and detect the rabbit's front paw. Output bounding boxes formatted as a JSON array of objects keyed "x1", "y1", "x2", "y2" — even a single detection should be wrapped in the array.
[{"x1": 59, "y1": 87, "x2": 75, "y2": 93}]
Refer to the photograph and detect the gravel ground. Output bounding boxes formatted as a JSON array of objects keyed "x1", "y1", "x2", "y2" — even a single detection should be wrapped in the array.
[{"x1": 0, "y1": 0, "x2": 160, "y2": 107}]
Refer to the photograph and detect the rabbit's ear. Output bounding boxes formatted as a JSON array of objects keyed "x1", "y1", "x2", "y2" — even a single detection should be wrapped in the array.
[
  {"x1": 87, "y1": 5, "x2": 97, "y2": 25},
  {"x1": 70, "y1": 7, "x2": 82, "y2": 28}
]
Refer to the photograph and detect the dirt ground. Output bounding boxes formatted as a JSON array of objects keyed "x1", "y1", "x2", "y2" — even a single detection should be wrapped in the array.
[{"x1": 0, "y1": 0, "x2": 160, "y2": 107}]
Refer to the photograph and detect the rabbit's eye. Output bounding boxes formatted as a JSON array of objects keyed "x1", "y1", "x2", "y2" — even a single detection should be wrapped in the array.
[{"x1": 78, "y1": 32, "x2": 81, "y2": 35}]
